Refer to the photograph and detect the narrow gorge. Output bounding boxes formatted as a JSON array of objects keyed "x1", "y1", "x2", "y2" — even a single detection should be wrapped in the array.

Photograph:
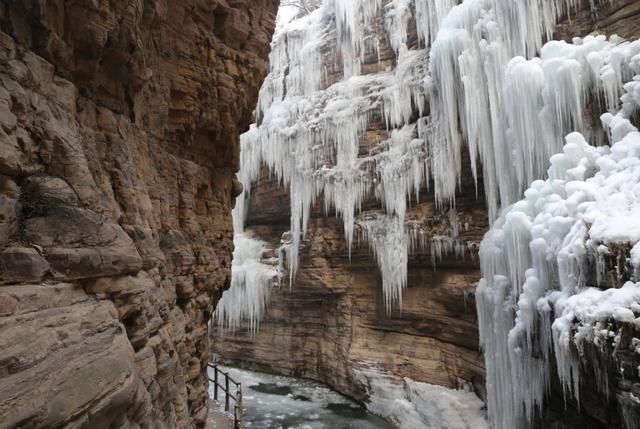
[
  {"x1": 212, "y1": 0, "x2": 640, "y2": 428},
  {"x1": 1, "y1": 0, "x2": 639, "y2": 429}
]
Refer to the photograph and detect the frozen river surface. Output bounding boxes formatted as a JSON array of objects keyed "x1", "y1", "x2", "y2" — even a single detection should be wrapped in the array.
[{"x1": 209, "y1": 365, "x2": 395, "y2": 429}]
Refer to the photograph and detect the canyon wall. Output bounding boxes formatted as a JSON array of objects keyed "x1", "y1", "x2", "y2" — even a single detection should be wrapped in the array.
[
  {"x1": 213, "y1": 0, "x2": 640, "y2": 427},
  {"x1": 0, "y1": 1, "x2": 277, "y2": 428}
]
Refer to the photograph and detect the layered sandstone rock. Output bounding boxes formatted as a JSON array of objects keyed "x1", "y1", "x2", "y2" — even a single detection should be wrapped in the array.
[
  {"x1": 213, "y1": 1, "x2": 640, "y2": 428},
  {"x1": 0, "y1": 1, "x2": 277, "y2": 428}
]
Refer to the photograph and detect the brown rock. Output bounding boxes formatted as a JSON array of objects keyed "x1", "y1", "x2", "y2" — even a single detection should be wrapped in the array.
[
  {"x1": 25, "y1": 175, "x2": 79, "y2": 205},
  {"x1": 0, "y1": 294, "x2": 17, "y2": 316},
  {"x1": 135, "y1": 346, "x2": 159, "y2": 387},
  {"x1": 176, "y1": 276, "x2": 196, "y2": 299},
  {"x1": 0, "y1": 193, "x2": 18, "y2": 241},
  {"x1": 86, "y1": 273, "x2": 155, "y2": 295},
  {"x1": 0, "y1": 129, "x2": 28, "y2": 175},
  {"x1": 0, "y1": 246, "x2": 50, "y2": 284},
  {"x1": 0, "y1": 284, "x2": 146, "y2": 429},
  {"x1": 0, "y1": 0, "x2": 279, "y2": 427}
]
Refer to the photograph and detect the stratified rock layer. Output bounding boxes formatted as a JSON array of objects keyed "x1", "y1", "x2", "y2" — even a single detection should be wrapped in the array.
[{"x1": 0, "y1": 1, "x2": 277, "y2": 428}]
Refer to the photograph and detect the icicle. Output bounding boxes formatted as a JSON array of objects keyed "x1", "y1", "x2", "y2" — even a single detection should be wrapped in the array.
[
  {"x1": 476, "y1": 276, "x2": 520, "y2": 429},
  {"x1": 214, "y1": 234, "x2": 281, "y2": 334},
  {"x1": 333, "y1": 0, "x2": 384, "y2": 77},
  {"x1": 358, "y1": 214, "x2": 408, "y2": 313},
  {"x1": 425, "y1": 1, "x2": 631, "y2": 222},
  {"x1": 382, "y1": 49, "x2": 429, "y2": 129},
  {"x1": 414, "y1": 0, "x2": 458, "y2": 45},
  {"x1": 384, "y1": 0, "x2": 412, "y2": 55}
]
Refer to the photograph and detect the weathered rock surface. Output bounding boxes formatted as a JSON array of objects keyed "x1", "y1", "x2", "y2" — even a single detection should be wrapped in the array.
[
  {"x1": 0, "y1": 1, "x2": 277, "y2": 428},
  {"x1": 213, "y1": 1, "x2": 640, "y2": 428}
]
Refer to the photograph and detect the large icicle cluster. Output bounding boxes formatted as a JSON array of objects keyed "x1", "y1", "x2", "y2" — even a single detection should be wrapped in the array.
[
  {"x1": 214, "y1": 233, "x2": 281, "y2": 334},
  {"x1": 234, "y1": 0, "x2": 639, "y2": 313},
  {"x1": 425, "y1": 1, "x2": 640, "y2": 222},
  {"x1": 477, "y1": 75, "x2": 640, "y2": 428},
  {"x1": 225, "y1": 0, "x2": 640, "y2": 426},
  {"x1": 234, "y1": 0, "x2": 441, "y2": 310}
]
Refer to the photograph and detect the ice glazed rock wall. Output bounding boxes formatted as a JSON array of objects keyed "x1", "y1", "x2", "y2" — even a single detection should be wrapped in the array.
[{"x1": 0, "y1": 1, "x2": 277, "y2": 428}]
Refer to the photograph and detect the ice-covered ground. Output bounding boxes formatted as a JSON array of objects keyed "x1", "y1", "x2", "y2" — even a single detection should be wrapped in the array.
[
  {"x1": 208, "y1": 365, "x2": 394, "y2": 429},
  {"x1": 354, "y1": 362, "x2": 488, "y2": 429}
]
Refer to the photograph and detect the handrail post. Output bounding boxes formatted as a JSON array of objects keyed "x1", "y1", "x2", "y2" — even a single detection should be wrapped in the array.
[
  {"x1": 225, "y1": 375, "x2": 230, "y2": 412},
  {"x1": 214, "y1": 367, "x2": 219, "y2": 401},
  {"x1": 236, "y1": 385, "x2": 243, "y2": 429},
  {"x1": 209, "y1": 364, "x2": 243, "y2": 427}
]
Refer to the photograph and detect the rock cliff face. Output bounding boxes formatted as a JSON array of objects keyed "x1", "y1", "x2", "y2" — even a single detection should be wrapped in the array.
[
  {"x1": 213, "y1": 0, "x2": 640, "y2": 427},
  {"x1": 0, "y1": 1, "x2": 277, "y2": 428}
]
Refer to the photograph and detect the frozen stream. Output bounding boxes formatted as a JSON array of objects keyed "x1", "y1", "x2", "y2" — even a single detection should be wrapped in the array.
[{"x1": 208, "y1": 365, "x2": 395, "y2": 429}]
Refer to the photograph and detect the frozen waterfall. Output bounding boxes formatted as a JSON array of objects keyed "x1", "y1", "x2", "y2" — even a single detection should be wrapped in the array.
[{"x1": 219, "y1": 1, "x2": 640, "y2": 427}]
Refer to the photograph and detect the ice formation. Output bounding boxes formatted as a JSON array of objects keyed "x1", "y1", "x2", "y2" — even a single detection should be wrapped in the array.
[
  {"x1": 235, "y1": 0, "x2": 640, "y2": 312},
  {"x1": 477, "y1": 74, "x2": 640, "y2": 428},
  {"x1": 426, "y1": 1, "x2": 640, "y2": 222},
  {"x1": 358, "y1": 215, "x2": 408, "y2": 312},
  {"x1": 354, "y1": 362, "x2": 488, "y2": 429},
  {"x1": 214, "y1": 233, "x2": 281, "y2": 334},
  {"x1": 234, "y1": 0, "x2": 462, "y2": 311},
  {"x1": 230, "y1": 1, "x2": 640, "y2": 424},
  {"x1": 236, "y1": 49, "x2": 434, "y2": 308}
]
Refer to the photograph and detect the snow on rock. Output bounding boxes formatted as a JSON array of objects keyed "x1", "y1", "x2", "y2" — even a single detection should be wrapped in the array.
[
  {"x1": 551, "y1": 282, "x2": 640, "y2": 401},
  {"x1": 355, "y1": 362, "x2": 489, "y2": 429},
  {"x1": 477, "y1": 77, "x2": 640, "y2": 428}
]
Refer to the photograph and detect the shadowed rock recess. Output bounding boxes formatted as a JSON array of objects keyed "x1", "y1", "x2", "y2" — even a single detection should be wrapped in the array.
[
  {"x1": 212, "y1": 0, "x2": 640, "y2": 428},
  {"x1": 0, "y1": 1, "x2": 277, "y2": 428}
]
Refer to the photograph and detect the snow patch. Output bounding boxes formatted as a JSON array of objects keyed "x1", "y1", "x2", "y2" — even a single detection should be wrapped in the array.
[{"x1": 355, "y1": 362, "x2": 488, "y2": 429}]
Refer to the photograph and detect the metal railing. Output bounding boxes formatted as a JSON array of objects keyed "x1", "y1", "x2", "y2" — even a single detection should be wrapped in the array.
[{"x1": 208, "y1": 363, "x2": 243, "y2": 429}]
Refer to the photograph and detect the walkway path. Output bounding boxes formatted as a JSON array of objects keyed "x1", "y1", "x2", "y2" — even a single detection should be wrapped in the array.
[{"x1": 205, "y1": 401, "x2": 234, "y2": 429}]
